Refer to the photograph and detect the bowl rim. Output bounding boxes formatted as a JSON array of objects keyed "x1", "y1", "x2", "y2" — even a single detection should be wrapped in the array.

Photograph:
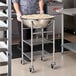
[{"x1": 21, "y1": 14, "x2": 55, "y2": 20}]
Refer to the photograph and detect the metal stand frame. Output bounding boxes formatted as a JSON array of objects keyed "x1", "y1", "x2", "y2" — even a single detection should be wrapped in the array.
[
  {"x1": 21, "y1": 18, "x2": 56, "y2": 72},
  {"x1": 51, "y1": 19, "x2": 56, "y2": 69},
  {"x1": 61, "y1": 13, "x2": 64, "y2": 54}
]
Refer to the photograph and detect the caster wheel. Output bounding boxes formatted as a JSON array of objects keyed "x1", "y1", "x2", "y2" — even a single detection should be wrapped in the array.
[
  {"x1": 21, "y1": 60, "x2": 25, "y2": 65},
  {"x1": 51, "y1": 62, "x2": 56, "y2": 69},
  {"x1": 29, "y1": 66, "x2": 34, "y2": 73},
  {"x1": 41, "y1": 57, "x2": 43, "y2": 61},
  {"x1": 73, "y1": 32, "x2": 76, "y2": 35}
]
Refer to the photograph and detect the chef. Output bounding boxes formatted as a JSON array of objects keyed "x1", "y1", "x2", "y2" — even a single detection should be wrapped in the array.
[{"x1": 12, "y1": 0, "x2": 44, "y2": 58}]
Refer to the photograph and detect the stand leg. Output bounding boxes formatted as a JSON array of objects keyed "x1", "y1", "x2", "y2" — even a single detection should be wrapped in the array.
[
  {"x1": 29, "y1": 21, "x2": 34, "y2": 73},
  {"x1": 51, "y1": 20, "x2": 56, "y2": 69},
  {"x1": 41, "y1": 28, "x2": 44, "y2": 61},
  {"x1": 61, "y1": 13, "x2": 64, "y2": 54},
  {"x1": 21, "y1": 21, "x2": 25, "y2": 64}
]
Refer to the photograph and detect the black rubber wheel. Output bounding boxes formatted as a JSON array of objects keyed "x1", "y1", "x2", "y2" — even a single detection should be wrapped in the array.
[
  {"x1": 21, "y1": 60, "x2": 25, "y2": 65},
  {"x1": 41, "y1": 57, "x2": 43, "y2": 61},
  {"x1": 21, "y1": 60, "x2": 22, "y2": 64},
  {"x1": 29, "y1": 67, "x2": 34, "y2": 73},
  {"x1": 51, "y1": 63, "x2": 56, "y2": 69},
  {"x1": 51, "y1": 64, "x2": 54, "y2": 69},
  {"x1": 30, "y1": 68, "x2": 32, "y2": 72}
]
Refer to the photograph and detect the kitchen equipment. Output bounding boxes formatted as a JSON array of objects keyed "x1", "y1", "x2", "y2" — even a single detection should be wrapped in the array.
[
  {"x1": 0, "y1": 1, "x2": 12, "y2": 76},
  {"x1": 57, "y1": 8, "x2": 76, "y2": 54},
  {"x1": 21, "y1": 14, "x2": 54, "y2": 28},
  {"x1": 21, "y1": 14, "x2": 56, "y2": 72},
  {"x1": 46, "y1": 2, "x2": 63, "y2": 36}
]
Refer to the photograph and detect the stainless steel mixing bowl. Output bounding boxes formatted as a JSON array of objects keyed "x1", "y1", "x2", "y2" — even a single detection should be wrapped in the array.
[{"x1": 21, "y1": 14, "x2": 55, "y2": 28}]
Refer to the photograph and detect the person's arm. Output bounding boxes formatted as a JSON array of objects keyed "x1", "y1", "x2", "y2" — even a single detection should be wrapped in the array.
[
  {"x1": 13, "y1": 2, "x2": 21, "y2": 14},
  {"x1": 39, "y1": 0, "x2": 44, "y2": 14},
  {"x1": 12, "y1": 0, "x2": 22, "y2": 21}
]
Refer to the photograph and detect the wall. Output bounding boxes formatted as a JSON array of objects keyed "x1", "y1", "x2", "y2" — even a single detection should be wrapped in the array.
[{"x1": 63, "y1": 0, "x2": 74, "y2": 8}]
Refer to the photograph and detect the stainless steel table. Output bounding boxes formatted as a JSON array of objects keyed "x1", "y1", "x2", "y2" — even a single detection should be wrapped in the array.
[{"x1": 57, "y1": 8, "x2": 76, "y2": 53}]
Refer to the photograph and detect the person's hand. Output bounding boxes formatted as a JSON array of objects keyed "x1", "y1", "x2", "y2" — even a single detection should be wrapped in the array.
[
  {"x1": 40, "y1": 10, "x2": 44, "y2": 14},
  {"x1": 16, "y1": 12, "x2": 22, "y2": 22}
]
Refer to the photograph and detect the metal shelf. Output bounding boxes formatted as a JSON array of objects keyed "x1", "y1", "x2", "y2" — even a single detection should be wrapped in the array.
[
  {"x1": 0, "y1": 62, "x2": 7, "y2": 66},
  {"x1": 0, "y1": 2, "x2": 7, "y2": 10},
  {"x1": 0, "y1": 12, "x2": 7, "y2": 20},
  {"x1": 0, "y1": 41, "x2": 8, "y2": 52},
  {"x1": 0, "y1": 52, "x2": 8, "y2": 66},
  {"x1": 32, "y1": 31, "x2": 53, "y2": 35},
  {"x1": 0, "y1": 38, "x2": 8, "y2": 42},
  {"x1": 23, "y1": 38, "x2": 53, "y2": 46},
  {"x1": 0, "y1": 65, "x2": 8, "y2": 75},
  {"x1": 0, "y1": 52, "x2": 8, "y2": 74},
  {"x1": 63, "y1": 43, "x2": 76, "y2": 53},
  {"x1": 0, "y1": 20, "x2": 8, "y2": 31},
  {"x1": 23, "y1": 50, "x2": 50, "y2": 61},
  {"x1": 58, "y1": 8, "x2": 76, "y2": 53},
  {"x1": 0, "y1": 0, "x2": 12, "y2": 76}
]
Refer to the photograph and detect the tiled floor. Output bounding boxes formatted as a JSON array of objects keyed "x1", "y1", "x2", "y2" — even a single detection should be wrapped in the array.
[
  {"x1": 11, "y1": 33, "x2": 76, "y2": 76},
  {"x1": 11, "y1": 51, "x2": 76, "y2": 76},
  {"x1": 1, "y1": 32, "x2": 76, "y2": 76}
]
